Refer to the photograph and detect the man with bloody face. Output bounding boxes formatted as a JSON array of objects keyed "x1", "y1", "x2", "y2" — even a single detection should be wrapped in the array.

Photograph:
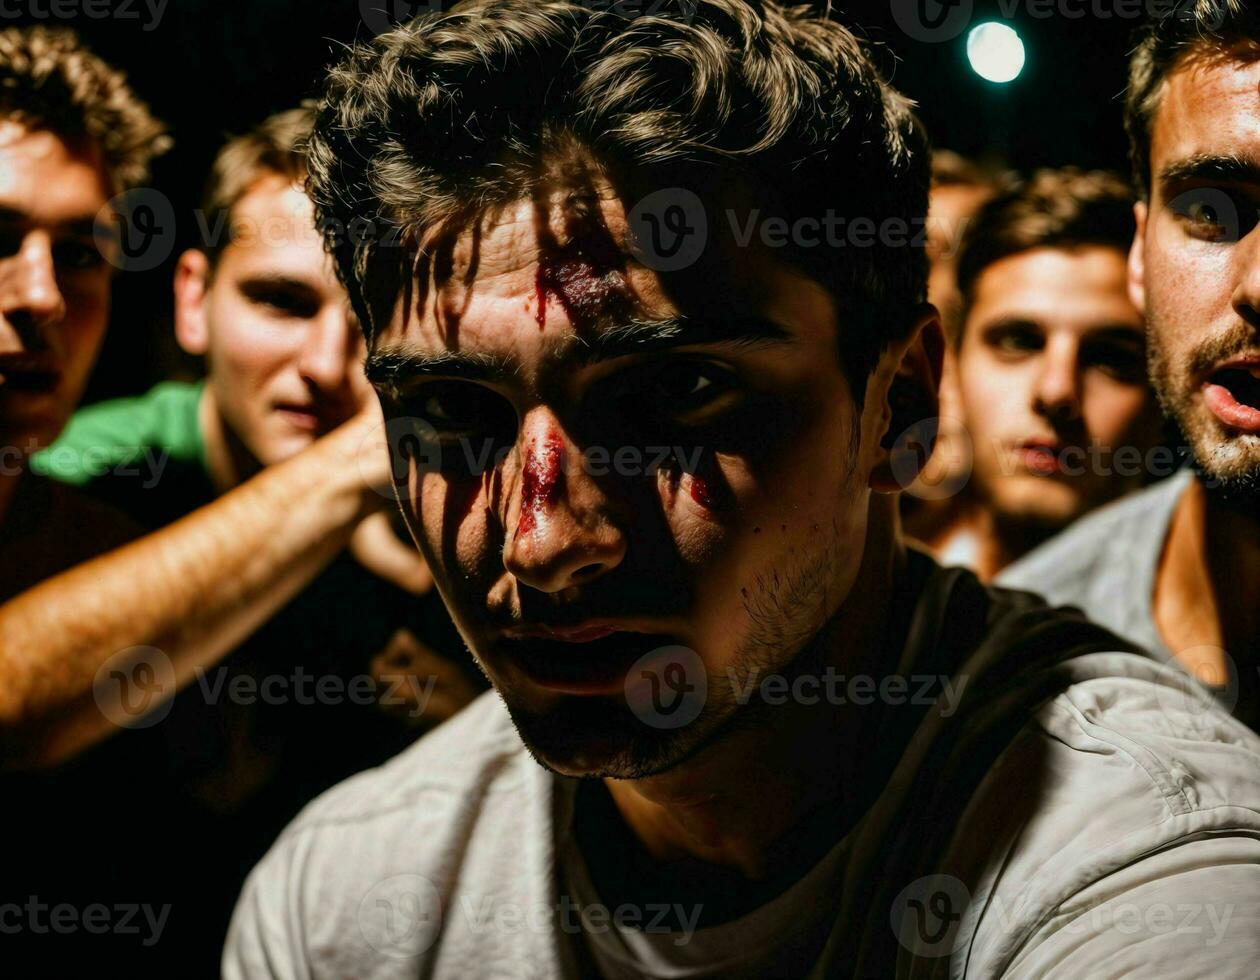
[{"x1": 227, "y1": 2, "x2": 1260, "y2": 976}]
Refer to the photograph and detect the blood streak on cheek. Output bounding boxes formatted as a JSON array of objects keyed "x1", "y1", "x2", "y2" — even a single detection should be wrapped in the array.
[
  {"x1": 679, "y1": 450, "x2": 725, "y2": 516},
  {"x1": 517, "y1": 432, "x2": 565, "y2": 536},
  {"x1": 687, "y1": 472, "x2": 714, "y2": 510}
]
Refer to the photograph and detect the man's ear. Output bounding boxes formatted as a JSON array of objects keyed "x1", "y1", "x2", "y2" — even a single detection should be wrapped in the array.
[
  {"x1": 1128, "y1": 200, "x2": 1147, "y2": 312},
  {"x1": 868, "y1": 302, "x2": 945, "y2": 494},
  {"x1": 174, "y1": 249, "x2": 212, "y2": 356}
]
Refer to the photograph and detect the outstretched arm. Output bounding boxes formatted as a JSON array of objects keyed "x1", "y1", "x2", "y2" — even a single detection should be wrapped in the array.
[{"x1": 0, "y1": 407, "x2": 395, "y2": 768}]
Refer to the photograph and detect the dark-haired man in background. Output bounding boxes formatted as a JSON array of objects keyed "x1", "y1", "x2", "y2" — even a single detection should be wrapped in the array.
[
  {"x1": 228, "y1": 2, "x2": 1260, "y2": 976},
  {"x1": 926, "y1": 168, "x2": 1163, "y2": 578},
  {"x1": 1000, "y1": 0, "x2": 1260, "y2": 728}
]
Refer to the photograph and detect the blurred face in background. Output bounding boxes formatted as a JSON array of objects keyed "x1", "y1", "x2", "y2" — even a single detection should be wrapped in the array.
[
  {"x1": 1134, "y1": 53, "x2": 1260, "y2": 502},
  {"x1": 957, "y1": 244, "x2": 1160, "y2": 529},
  {"x1": 0, "y1": 121, "x2": 113, "y2": 457},
  {"x1": 175, "y1": 174, "x2": 369, "y2": 469}
]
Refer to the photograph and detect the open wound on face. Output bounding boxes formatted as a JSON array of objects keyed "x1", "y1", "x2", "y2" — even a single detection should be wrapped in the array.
[
  {"x1": 532, "y1": 187, "x2": 635, "y2": 331},
  {"x1": 518, "y1": 431, "x2": 566, "y2": 536},
  {"x1": 534, "y1": 246, "x2": 633, "y2": 330}
]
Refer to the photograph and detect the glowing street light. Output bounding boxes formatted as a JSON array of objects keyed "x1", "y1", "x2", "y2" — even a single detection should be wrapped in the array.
[{"x1": 966, "y1": 22, "x2": 1025, "y2": 84}]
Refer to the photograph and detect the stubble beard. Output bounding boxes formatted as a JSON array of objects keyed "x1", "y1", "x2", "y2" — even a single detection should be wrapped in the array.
[
  {"x1": 1148, "y1": 321, "x2": 1260, "y2": 512},
  {"x1": 499, "y1": 513, "x2": 853, "y2": 782}
]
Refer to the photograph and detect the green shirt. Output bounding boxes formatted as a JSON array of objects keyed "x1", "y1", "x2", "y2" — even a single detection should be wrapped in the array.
[{"x1": 31, "y1": 380, "x2": 216, "y2": 529}]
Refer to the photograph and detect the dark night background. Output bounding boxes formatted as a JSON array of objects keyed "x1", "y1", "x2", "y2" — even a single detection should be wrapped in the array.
[{"x1": 7, "y1": 0, "x2": 1138, "y2": 403}]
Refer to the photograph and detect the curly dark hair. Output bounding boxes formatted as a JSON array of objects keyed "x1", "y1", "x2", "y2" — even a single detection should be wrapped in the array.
[
  {"x1": 0, "y1": 25, "x2": 169, "y2": 192},
  {"x1": 1126, "y1": 0, "x2": 1260, "y2": 197},
  {"x1": 307, "y1": 0, "x2": 929, "y2": 390}
]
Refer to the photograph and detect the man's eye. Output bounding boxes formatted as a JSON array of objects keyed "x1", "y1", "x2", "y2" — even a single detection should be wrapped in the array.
[
  {"x1": 1169, "y1": 188, "x2": 1257, "y2": 243},
  {"x1": 52, "y1": 239, "x2": 106, "y2": 271},
  {"x1": 652, "y1": 362, "x2": 720, "y2": 401},
  {"x1": 0, "y1": 228, "x2": 22, "y2": 260},
  {"x1": 261, "y1": 292, "x2": 318, "y2": 317},
  {"x1": 1083, "y1": 340, "x2": 1146, "y2": 383},
  {"x1": 240, "y1": 284, "x2": 321, "y2": 318},
  {"x1": 406, "y1": 381, "x2": 516, "y2": 443},
  {"x1": 614, "y1": 360, "x2": 743, "y2": 428},
  {"x1": 987, "y1": 326, "x2": 1043, "y2": 357}
]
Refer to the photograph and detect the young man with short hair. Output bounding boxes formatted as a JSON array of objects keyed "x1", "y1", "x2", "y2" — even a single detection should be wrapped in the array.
[
  {"x1": 227, "y1": 3, "x2": 1260, "y2": 976},
  {"x1": 0, "y1": 25, "x2": 168, "y2": 595},
  {"x1": 927, "y1": 169, "x2": 1163, "y2": 578},
  {"x1": 1000, "y1": 0, "x2": 1260, "y2": 728}
]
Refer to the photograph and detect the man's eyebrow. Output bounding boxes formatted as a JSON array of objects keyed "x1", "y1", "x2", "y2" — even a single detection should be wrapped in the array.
[
  {"x1": 0, "y1": 205, "x2": 100, "y2": 237},
  {"x1": 366, "y1": 347, "x2": 516, "y2": 389},
  {"x1": 1158, "y1": 153, "x2": 1260, "y2": 188},
  {"x1": 563, "y1": 314, "x2": 794, "y2": 366},
  {"x1": 237, "y1": 274, "x2": 322, "y2": 293},
  {"x1": 366, "y1": 315, "x2": 794, "y2": 391}
]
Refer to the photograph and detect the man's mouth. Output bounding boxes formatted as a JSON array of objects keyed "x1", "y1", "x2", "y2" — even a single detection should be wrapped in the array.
[
  {"x1": 1203, "y1": 362, "x2": 1260, "y2": 433},
  {"x1": 1011, "y1": 439, "x2": 1066, "y2": 476},
  {"x1": 0, "y1": 354, "x2": 61, "y2": 394},
  {"x1": 275, "y1": 402, "x2": 337, "y2": 432},
  {"x1": 497, "y1": 627, "x2": 674, "y2": 695}
]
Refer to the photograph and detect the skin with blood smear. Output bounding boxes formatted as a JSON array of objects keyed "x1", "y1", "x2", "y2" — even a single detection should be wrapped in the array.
[
  {"x1": 534, "y1": 251, "x2": 631, "y2": 330},
  {"x1": 687, "y1": 473, "x2": 714, "y2": 510},
  {"x1": 676, "y1": 446, "x2": 726, "y2": 514},
  {"x1": 518, "y1": 432, "x2": 565, "y2": 536},
  {"x1": 383, "y1": 186, "x2": 932, "y2": 788}
]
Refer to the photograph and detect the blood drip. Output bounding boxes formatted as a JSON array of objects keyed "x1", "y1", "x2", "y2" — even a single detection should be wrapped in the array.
[
  {"x1": 535, "y1": 268, "x2": 548, "y2": 329},
  {"x1": 518, "y1": 432, "x2": 565, "y2": 536},
  {"x1": 687, "y1": 473, "x2": 715, "y2": 510}
]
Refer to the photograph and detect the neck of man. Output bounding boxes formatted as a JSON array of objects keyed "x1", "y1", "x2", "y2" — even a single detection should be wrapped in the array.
[
  {"x1": 199, "y1": 386, "x2": 262, "y2": 494},
  {"x1": 1156, "y1": 475, "x2": 1260, "y2": 685},
  {"x1": 604, "y1": 494, "x2": 907, "y2": 882},
  {"x1": 973, "y1": 506, "x2": 1060, "y2": 582}
]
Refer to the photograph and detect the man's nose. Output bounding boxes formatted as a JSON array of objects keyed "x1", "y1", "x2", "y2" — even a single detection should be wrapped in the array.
[
  {"x1": 1230, "y1": 225, "x2": 1260, "y2": 329},
  {"x1": 0, "y1": 233, "x2": 67, "y2": 352},
  {"x1": 1032, "y1": 336, "x2": 1083, "y2": 424},
  {"x1": 502, "y1": 415, "x2": 628, "y2": 595},
  {"x1": 297, "y1": 308, "x2": 356, "y2": 394}
]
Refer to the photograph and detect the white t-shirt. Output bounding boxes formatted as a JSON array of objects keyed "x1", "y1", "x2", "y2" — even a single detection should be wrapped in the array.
[
  {"x1": 224, "y1": 556, "x2": 1260, "y2": 979},
  {"x1": 559, "y1": 780, "x2": 852, "y2": 979},
  {"x1": 997, "y1": 468, "x2": 1192, "y2": 663}
]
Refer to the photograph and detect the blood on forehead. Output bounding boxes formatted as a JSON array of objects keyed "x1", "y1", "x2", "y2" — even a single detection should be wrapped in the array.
[
  {"x1": 411, "y1": 175, "x2": 644, "y2": 346},
  {"x1": 531, "y1": 187, "x2": 637, "y2": 332},
  {"x1": 535, "y1": 251, "x2": 633, "y2": 331}
]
